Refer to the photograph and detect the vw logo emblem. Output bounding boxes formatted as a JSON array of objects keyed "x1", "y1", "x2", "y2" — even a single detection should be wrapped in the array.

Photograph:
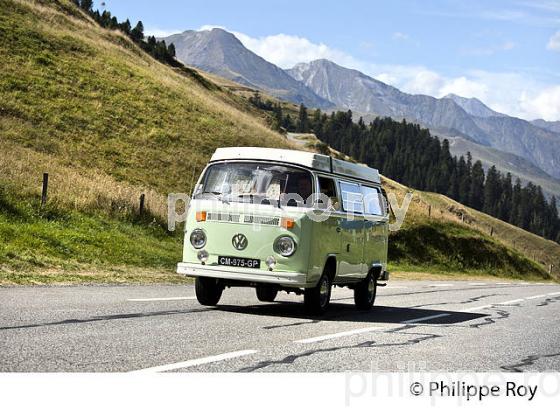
[{"x1": 232, "y1": 233, "x2": 248, "y2": 251}]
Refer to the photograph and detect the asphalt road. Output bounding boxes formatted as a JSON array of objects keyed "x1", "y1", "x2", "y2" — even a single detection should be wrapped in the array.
[{"x1": 1, "y1": 280, "x2": 560, "y2": 372}]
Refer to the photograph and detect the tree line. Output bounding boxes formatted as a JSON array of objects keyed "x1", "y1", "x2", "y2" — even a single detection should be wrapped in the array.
[
  {"x1": 275, "y1": 102, "x2": 560, "y2": 243},
  {"x1": 73, "y1": 0, "x2": 177, "y2": 66}
]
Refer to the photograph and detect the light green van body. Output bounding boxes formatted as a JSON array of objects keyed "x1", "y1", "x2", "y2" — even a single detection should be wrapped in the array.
[{"x1": 177, "y1": 147, "x2": 389, "y2": 289}]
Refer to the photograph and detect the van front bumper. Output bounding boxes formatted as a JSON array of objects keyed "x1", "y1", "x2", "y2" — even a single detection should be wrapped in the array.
[{"x1": 177, "y1": 262, "x2": 310, "y2": 288}]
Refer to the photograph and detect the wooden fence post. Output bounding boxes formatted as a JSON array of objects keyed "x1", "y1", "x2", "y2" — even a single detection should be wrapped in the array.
[
  {"x1": 41, "y1": 173, "x2": 49, "y2": 207},
  {"x1": 139, "y1": 193, "x2": 145, "y2": 216},
  {"x1": 550, "y1": 264, "x2": 554, "y2": 275},
  {"x1": 428, "y1": 205, "x2": 431, "y2": 217},
  {"x1": 490, "y1": 227, "x2": 494, "y2": 236}
]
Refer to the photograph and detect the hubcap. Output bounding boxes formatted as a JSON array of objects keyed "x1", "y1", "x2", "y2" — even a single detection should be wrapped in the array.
[
  {"x1": 368, "y1": 277, "x2": 376, "y2": 302},
  {"x1": 319, "y1": 278, "x2": 330, "y2": 307}
]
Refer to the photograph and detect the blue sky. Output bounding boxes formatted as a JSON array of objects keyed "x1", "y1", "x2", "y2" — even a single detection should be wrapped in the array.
[{"x1": 98, "y1": 0, "x2": 560, "y2": 120}]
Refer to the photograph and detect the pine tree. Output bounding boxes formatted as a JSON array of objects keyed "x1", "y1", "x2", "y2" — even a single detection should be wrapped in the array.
[
  {"x1": 296, "y1": 104, "x2": 309, "y2": 133},
  {"x1": 79, "y1": 0, "x2": 93, "y2": 12},
  {"x1": 483, "y1": 165, "x2": 500, "y2": 215},
  {"x1": 119, "y1": 19, "x2": 132, "y2": 34},
  {"x1": 131, "y1": 21, "x2": 144, "y2": 42},
  {"x1": 167, "y1": 43, "x2": 176, "y2": 58},
  {"x1": 469, "y1": 161, "x2": 485, "y2": 210}
]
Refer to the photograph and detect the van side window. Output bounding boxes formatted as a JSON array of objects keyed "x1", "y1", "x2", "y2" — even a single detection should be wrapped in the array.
[
  {"x1": 361, "y1": 186, "x2": 383, "y2": 216},
  {"x1": 317, "y1": 176, "x2": 340, "y2": 210},
  {"x1": 339, "y1": 181, "x2": 364, "y2": 213}
]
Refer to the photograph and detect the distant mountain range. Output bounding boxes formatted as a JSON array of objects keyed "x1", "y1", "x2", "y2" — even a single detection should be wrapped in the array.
[
  {"x1": 162, "y1": 29, "x2": 560, "y2": 198},
  {"x1": 289, "y1": 60, "x2": 560, "y2": 181},
  {"x1": 162, "y1": 28, "x2": 333, "y2": 109}
]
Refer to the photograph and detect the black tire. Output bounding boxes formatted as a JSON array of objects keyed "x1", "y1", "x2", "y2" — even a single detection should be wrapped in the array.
[
  {"x1": 304, "y1": 273, "x2": 332, "y2": 314},
  {"x1": 354, "y1": 272, "x2": 377, "y2": 310},
  {"x1": 195, "y1": 277, "x2": 223, "y2": 306},
  {"x1": 256, "y1": 285, "x2": 278, "y2": 302}
]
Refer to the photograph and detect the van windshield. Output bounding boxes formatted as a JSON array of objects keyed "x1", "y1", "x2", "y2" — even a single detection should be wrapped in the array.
[{"x1": 195, "y1": 162, "x2": 313, "y2": 206}]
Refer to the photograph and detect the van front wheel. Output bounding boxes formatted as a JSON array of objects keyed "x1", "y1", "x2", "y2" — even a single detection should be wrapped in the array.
[
  {"x1": 304, "y1": 274, "x2": 332, "y2": 314},
  {"x1": 354, "y1": 272, "x2": 377, "y2": 310},
  {"x1": 256, "y1": 285, "x2": 278, "y2": 302},
  {"x1": 195, "y1": 277, "x2": 223, "y2": 306}
]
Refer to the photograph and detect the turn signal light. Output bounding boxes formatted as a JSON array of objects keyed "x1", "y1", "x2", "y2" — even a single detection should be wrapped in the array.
[
  {"x1": 196, "y1": 211, "x2": 207, "y2": 222},
  {"x1": 281, "y1": 217, "x2": 295, "y2": 229}
]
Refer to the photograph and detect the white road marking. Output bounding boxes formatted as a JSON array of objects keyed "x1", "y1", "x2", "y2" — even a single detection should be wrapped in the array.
[
  {"x1": 495, "y1": 282, "x2": 511, "y2": 285},
  {"x1": 461, "y1": 304, "x2": 493, "y2": 312},
  {"x1": 429, "y1": 284, "x2": 453, "y2": 287},
  {"x1": 294, "y1": 326, "x2": 383, "y2": 344},
  {"x1": 386, "y1": 286, "x2": 408, "y2": 289},
  {"x1": 548, "y1": 291, "x2": 560, "y2": 296},
  {"x1": 497, "y1": 298, "x2": 525, "y2": 305},
  {"x1": 127, "y1": 296, "x2": 197, "y2": 302},
  {"x1": 469, "y1": 283, "x2": 486, "y2": 286},
  {"x1": 400, "y1": 313, "x2": 450, "y2": 324},
  {"x1": 129, "y1": 350, "x2": 258, "y2": 373},
  {"x1": 525, "y1": 294, "x2": 550, "y2": 300}
]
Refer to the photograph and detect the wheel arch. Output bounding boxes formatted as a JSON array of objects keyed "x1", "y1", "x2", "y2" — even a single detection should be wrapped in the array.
[{"x1": 323, "y1": 254, "x2": 337, "y2": 283}]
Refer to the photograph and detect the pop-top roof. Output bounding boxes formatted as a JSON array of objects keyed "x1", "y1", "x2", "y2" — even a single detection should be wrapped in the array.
[{"x1": 210, "y1": 147, "x2": 380, "y2": 184}]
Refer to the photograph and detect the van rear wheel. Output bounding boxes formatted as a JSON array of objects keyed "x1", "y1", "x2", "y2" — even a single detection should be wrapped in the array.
[
  {"x1": 304, "y1": 274, "x2": 332, "y2": 314},
  {"x1": 256, "y1": 285, "x2": 278, "y2": 302},
  {"x1": 195, "y1": 277, "x2": 223, "y2": 306},
  {"x1": 354, "y1": 272, "x2": 377, "y2": 310}
]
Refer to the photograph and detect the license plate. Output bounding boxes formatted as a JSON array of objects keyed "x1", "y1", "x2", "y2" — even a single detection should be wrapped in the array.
[{"x1": 218, "y1": 256, "x2": 261, "y2": 269}]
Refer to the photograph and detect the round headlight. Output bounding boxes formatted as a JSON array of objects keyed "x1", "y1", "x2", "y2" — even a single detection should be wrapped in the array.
[
  {"x1": 190, "y1": 229, "x2": 206, "y2": 249},
  {"x1": 273, "y1": 236, "x2": 296, "y2": 257}
]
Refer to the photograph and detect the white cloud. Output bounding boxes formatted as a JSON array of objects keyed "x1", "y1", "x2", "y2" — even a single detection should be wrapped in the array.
[
  {"x1": 520, "y1": 85, "x2": 560, "y2": 120},
  {"x1": 234, "y1": 32, "x2": 357, "y2": 69},
  {"x1": 392, "y1": 32, "x2": 409, "y2": 41},
  {"x1": 547, "y1": 30, "x2": 560, "y2": 50},
  {"x1": 144, "y1": 27, "x2": 182, "y2": 38},
  {"x1": 439, "y1": 76, "x2": 489, "y2": 99},
  {"x1": 198, "y1": 24, "x2": 226, "y2": 31}
]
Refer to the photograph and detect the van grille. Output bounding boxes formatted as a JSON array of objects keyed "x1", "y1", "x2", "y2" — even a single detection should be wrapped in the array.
[{"x1": 206, "y1": 212, "x2": 280, "y2": 226}]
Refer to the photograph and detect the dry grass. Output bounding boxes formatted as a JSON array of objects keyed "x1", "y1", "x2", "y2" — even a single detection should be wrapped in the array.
[
  {"x1": 0, "y1": 139, "x2": 168, "y2": 221},
  {"x1": 0, "y1": 266, "x2": 192, "y2": 286}
]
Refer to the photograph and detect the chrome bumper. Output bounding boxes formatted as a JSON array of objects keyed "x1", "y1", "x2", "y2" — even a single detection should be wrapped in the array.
[{"x1": 177, "y1": 262, "x2": 310, "y2": 288}]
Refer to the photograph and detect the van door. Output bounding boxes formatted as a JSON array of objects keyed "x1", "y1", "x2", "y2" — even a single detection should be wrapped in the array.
[
  {"x1": 361, "y1": 185, "x2": 388, "y2": 272},
  {"x1": 337, "y1": 181, "x2": 366, "y2": 280},
  {"x1": 311, "y1": 176, "x2": 343, "y2": 283}
]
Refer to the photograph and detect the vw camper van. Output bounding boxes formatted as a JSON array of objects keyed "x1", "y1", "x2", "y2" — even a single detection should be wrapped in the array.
[{"x1": 177, "y1": 147, "x2": 389, "y2": 313}]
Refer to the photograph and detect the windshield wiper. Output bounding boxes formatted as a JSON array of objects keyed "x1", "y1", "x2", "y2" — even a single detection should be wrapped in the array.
[{"x1": 200, "y1": 191, "x2": 229, "y2": 204}]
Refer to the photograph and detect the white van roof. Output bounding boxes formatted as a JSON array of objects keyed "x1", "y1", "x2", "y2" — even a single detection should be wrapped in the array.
[{"x1": 210, "y1": 147, "x2": 381, "y2": 184}]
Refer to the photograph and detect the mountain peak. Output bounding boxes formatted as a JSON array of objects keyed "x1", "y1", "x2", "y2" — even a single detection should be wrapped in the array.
[
  {"x1": 161, "y1": 29, "x2": 334, "y2": 109},
  {"x1": 443, "y1": 93, "x2": 503, "y2": 118}
]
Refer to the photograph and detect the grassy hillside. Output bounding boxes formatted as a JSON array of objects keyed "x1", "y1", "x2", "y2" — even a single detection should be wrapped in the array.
[
  {"x1": 0, "y1": 0, "x2": 292, "y2": 197},
  {"x1": 0, "y1": 0, "x2": 293, "y2": 283},
  {"x1": 0, "y1": 0, "x2": 556, "y2": 284}
]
